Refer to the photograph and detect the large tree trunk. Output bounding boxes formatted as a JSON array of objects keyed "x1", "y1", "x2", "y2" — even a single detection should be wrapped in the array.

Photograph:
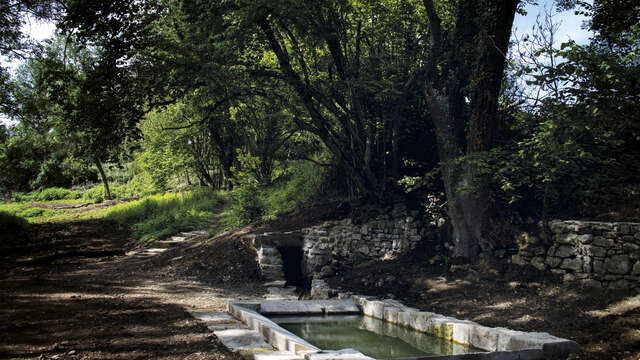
[
  {"x1": 422, "y1": 0, "x2": 518, "y2": 259},
  {"x1": 93, "y1": 157, "x2": 111, "y2": 200}
]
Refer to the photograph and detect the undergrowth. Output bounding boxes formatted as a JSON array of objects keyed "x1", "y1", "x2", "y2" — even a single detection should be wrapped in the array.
[
  {"x1": 12, "y1": 187, "x2": 81, "y2": 202},
  {"x1": 0, "y1": 211, "x2": 30, "y2": 244},
  {"x1": 219, "y1": 161, "x2": 325, "y2": 228},
  {"x1": 106, "y1": 188, "x2": 225, "y2": 242}
]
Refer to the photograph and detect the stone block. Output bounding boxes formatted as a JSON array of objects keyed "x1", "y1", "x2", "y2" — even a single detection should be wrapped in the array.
[
  {"x1": 556, "y1": 233, "x2": 578, "y2": 244},
  {"x1": 560, "y1": 258, "x2": 582, "y2": 272},
  {"x1": 450, "y1": 321, "x2": 475, "y2": 345},
  {"x1": 545, "y1": 256, "x2": 562, "y2": 268},
  {"x1": 585, "y1": 245, "x2": 607, "y2": 258},
  {"x1": 580, "y1": 279, "x2": 602, "y2": 289},
  {"x1": 383, "y1": 307, "x2": 400, "y2": 324},
  {"x1": 361, "y1": 300, "x2": 385, "y2": 319},
  {"x1": 425, "y1": 315, "x2": 455, "y2": 340},
  {"x1": 305, "y1": 349, "x2": 373, "y2": 360},
  {"x1": 592, "y1": 237, "x2": 614, "y2": 248},
  {"x1": 511, "y1": 255, "x2": 527, "y2": 266},
  {"x1": 214, "y1": 328, "x2": 273, "y2": 353},
  {"x1": 608, "y1": 279, "x2": 631, "y2": 290},
  {"x1": 577, "y1": 234, "x2": 594, "y2": 244},
  {"x1": 605, "y1": 255, "x2": 631, "y2": 274},
  {"x1": 593, "y1": 259, "x2": 606, "y2": 274},
  {"x1": 254, "y1": 351, "x2": 305, "y2": 360},
  {"x1": 470, "y1": 325, "x2": 500, "y2": 351},
  {"x1": 497, "y1": 329, "x2": 576, "y2": 356},
  {"x1": 531, "y1": 257, "x2": 546, "y2": 270},
  {"x1": 623, "y1": 242, "x2": 640, "y2": 254},
  {"x1": 398, "y1": 311, "x2": 435, "y2": 332},
  {"x1": 555, "y1": 245, "x2": 575, "y2": 258},
  {"x1": 260, "y1": 300, "x2": 359, "y2": 315},
  {"x1": 633, "y1": 261, "x2": 640, "y2": 275}
]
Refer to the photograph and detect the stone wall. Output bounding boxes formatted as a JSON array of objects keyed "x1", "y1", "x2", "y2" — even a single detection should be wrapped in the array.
[
  {"x1": 512, "y1": 220, "x2": 640, "y2": 290},
  {"x1": 300, "y1": 209, "x2": 425, "y2": 278}
]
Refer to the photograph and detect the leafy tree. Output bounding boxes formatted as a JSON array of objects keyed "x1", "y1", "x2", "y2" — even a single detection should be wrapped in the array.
[
  {"x1": 420, "y1": 0, "x2": 520, "y2": 258},
  {"x1": 3, "y1": 36, "x2": 142, "y2": 198}
]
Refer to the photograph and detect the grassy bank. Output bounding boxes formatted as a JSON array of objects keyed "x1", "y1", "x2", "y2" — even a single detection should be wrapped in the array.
[{"x1": 106, "y1": 188, "x2": 225, "y2": 242}]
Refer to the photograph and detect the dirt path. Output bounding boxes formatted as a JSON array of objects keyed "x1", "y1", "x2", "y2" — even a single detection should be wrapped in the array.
[{"x1": 0, "y1": 220, "x2": 260, "y2": 360}]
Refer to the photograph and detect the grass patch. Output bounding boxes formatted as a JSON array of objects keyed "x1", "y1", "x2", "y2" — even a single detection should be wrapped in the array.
[
  {"x1": 18, "y1": 207, "x2": 57, "y2": 218},
  {"x1": 106, "y1": 188, "x2": 225, "y2": 242},
  {"x1": 12, "y1": 187, "x2": 81, "y2": 202}
]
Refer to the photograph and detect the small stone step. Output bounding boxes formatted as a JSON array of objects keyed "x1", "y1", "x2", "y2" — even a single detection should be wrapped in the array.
[
  {"x1": 263, "y1": 286, "x2": 298, "y2": 300},
  {"x1": 264, "y1": 280, "x2": 287, "y2": 288},
  {"x1": 188, "y1": 311, "x2": 241, "y2": 331},
  {"x1": 214, "y1": 328, "x2": 273, "y2": 354},
  {"x1": 259, "y1": 255, "x2": 283, "y2": 265},
  {"x1": 254, "y1": 351, "x2": 304, "y2": 360}
]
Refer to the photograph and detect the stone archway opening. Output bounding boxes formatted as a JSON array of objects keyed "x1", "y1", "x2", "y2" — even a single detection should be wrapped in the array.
[{"x1": 277, "y1": 246, "x2": 310, "y2": 290}]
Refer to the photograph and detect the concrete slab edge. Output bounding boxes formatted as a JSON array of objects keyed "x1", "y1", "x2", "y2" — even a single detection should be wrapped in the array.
[
  {"x1": 228, "y1": 301, "x2": 320, "y2": 354},
  {"x1": 350, "y1": 294, "x2": 579, "y2": 359}
]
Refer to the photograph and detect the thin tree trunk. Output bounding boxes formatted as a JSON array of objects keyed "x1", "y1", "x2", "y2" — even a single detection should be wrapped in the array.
[{"x1": 94, "y1": 157, "x2": 111, "y2": 200}]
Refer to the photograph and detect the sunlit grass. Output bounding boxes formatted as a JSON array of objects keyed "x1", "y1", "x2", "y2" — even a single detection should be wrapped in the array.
[
  {"x1": 0, "y1": 198, "x2": 96, "y2": 223},
  {"x1": 106, "y1": 188, "x2": 225, "y2": 242}
]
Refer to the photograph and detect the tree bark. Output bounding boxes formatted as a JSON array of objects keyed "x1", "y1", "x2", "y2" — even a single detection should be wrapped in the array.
[
  {"x1": 422, "y1": 0, "x2": 519, "y2": 259},
  {"x1": 93, "y1": 157, "x2": 111, "y2": 200}
]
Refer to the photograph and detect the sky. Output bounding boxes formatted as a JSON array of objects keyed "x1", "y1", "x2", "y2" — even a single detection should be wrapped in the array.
[{"x1": 1, "y1": 1, "x2": 592, "y2": 127}]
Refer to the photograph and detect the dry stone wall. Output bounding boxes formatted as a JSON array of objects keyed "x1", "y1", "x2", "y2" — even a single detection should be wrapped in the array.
[
  {"x1": 513, "y1": 220, "x2": 640, "y2": 291},
  {"x1": 300, "y1": 211, "x2": 424, "y2": 278}
]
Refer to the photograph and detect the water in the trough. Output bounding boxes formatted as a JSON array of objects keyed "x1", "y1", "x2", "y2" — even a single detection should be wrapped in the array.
[{"x1": 272, "y1": 314, "x2": 484, "y2": 359}]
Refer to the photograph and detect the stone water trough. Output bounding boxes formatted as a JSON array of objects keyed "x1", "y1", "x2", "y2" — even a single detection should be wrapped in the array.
[{"x1": 191, "y1": 296, "x2": 579, "y2": 360}]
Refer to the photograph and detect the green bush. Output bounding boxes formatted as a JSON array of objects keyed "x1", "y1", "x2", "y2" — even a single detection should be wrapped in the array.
[
  {"x1": 82, "y1": 185, "x2": 125, "y2": 203},
  {"x1": 106, "y1": 188, "x2": 224, "y2": 241},
  {"x1": 0, "y1": 211, "x2": 30, "y2": 244},
  {"x1": 11, "y1": 192, "x2": 30, "y2": 202},
  {"x1": 220, "y1": 161, "x2": 325, "y2": 228},
  {"x1": 33, "y1": 187, "x2": 79, "y2": 201}
]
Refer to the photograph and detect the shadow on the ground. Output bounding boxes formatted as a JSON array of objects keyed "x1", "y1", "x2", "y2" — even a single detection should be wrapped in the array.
[{"x1": 0, "y1": 219, "x2": 246, "y2": 360}]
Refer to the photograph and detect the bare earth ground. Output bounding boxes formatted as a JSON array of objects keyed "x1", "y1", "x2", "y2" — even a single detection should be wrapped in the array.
[{"x1": 2, "y1": 204, "x2": 640, "y2": 360}]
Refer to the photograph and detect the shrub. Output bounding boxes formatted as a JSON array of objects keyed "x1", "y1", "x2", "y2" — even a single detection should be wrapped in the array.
[
  {"x1": 219, "y1": 161, "x2": 326, "y2": 228},
  {"x1": 0, "y1": 211, "x2": 30, "y2": 244},
  {"x1": 11, "y1": 192, "x2": 30, "y2": 202},
  {"x1": 33, "y1": 187, "x2": 79, "y2": 201},
  {"x1": 82, "y1": 185, "x2": 125, "y2": 203}
]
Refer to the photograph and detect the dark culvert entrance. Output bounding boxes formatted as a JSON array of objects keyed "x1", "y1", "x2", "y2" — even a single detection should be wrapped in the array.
[{"x1": 277, "y1": 246, "x2": 310, "y2": 290}]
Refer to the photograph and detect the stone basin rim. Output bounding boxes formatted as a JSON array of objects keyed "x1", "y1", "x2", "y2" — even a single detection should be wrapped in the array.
[{"x1": 219, "y1": 295, "x2": 579, "y2": 360}]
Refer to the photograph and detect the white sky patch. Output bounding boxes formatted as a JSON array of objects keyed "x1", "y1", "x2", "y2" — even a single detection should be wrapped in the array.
[
  {"x1": 1, "y1": 17, "x2": 57, "y2": 126},
  {"x1": 513, "y1": 0, "x2": 594, "y2": 45},
  {"x1": 23, "y1": 16, "x2": 57, "y2": 42}
]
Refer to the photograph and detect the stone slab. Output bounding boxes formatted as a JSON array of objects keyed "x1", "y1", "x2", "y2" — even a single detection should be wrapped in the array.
[
  {"x1": 254, "y1": 351, "x2": 305, "y2": 360},
  {"x1": 189, "y1": 311, "x2": 235, "y2": 322},
  {"x1": 214, "y1": 328, "x2": 273, "y2": 352},
  {"x1": 304, "y1": 349, "x2": 373, "y2": 360},
  {"x1": 259, "y1": 300, "x2": 359, "y2": 315}
]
